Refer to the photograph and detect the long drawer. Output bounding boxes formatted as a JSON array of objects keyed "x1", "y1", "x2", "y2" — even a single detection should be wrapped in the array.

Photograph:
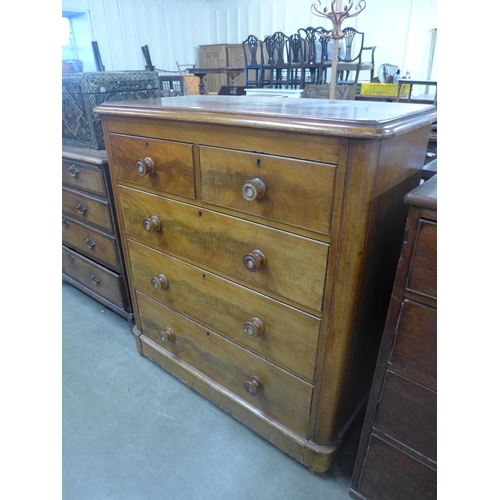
[
  {"x1": 62, "y1": 245, "x2": 129, "y2": 310},
  {"x1": 388, "y1": 299, "x2": 437, "y2": 389},
  {"x1": 127, "y1": 239, "x2": 320, "y2": 380},
  {"x1": 62, "y1": 187, "x2": 113, "y2": 233},
  {"x1": 199, "y1": 146, "x2": 336, "y2": 235},
  {"x1": 118, "y1": 186, "x2": 329, "y2": 311},
  {"x1": 62, "y1": 158, "x2": 107, "y2": 197},
  {"x1": 136, "y1": 291, "x2": 314, "y2": 437},
  {"x1": 62, "y1": 214, "x2": 121, "y2": 271},
  {"x1": 107, "y1": 133, "x2": 195, "y2": 199},
  {"x1": 374, "y1": 370, "x2": 436, "y2": 462}
]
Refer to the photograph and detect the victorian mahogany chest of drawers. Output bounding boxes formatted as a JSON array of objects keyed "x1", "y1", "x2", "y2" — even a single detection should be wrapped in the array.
[
  {"x1": 96, "y1": 96, "x2": 436, "y2": 472},
  {"x1": 62, "y1": 145, "x2": 133, "y2": 322},
  {"x1": 350, "y1": 174, "x2": 437, "y2": 498}
]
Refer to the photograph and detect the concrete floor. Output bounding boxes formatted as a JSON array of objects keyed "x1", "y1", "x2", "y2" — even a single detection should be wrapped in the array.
[{"x1": 62, "y1": 281, "x2": 361, "y2": 500}]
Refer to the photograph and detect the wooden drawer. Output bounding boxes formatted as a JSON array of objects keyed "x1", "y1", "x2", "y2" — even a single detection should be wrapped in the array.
[
  {"x1": 62, "y1": 159, "x2": 106, "y2": 197},
  {"x1": 199, "y1": 146, "x2": 336, "y2": 235},
  {"x1": 62, "y1": 245, "x2": 129, "y2": 310},
  {"x1": 406, "y1": 220, "x2": 437, "y2": 299},
  {"x1": 136, "y1": 291, "x2": 314, "y2": 437},
  {"x1": 62, "y1": 187, "x2": 113, "y2": 233},
  {"x1": 389, "y1": 299, "x2": 437, "y2": 389},
  {"x1": 374, "y1": 371, "x2": 436, "y2": 461},
  {"x1": 62, "y1": 214, "x2": 121, "y2": 271},
  {"x1": 127, "y1": 240, "x2": 320, "y2": 380},
  {"x1": 119, "y1": 186, "x2": 329, "y2": 311},
  {"x1": 359, "y1": 435, "x2": 436, "y2": 500},
  {"x1": 108, "y1": 133, "x2": 195, "y2": 199}
]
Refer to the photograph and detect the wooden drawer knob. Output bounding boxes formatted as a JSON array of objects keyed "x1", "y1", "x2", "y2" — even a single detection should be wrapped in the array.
[
  {"x1": 242, "y1": 178, "x2": 266, "y2": 201},
  {"x1": 243, "y1": 317, "x2": 264, "y2": 338},
  {"x1": 135, "y1": 157, "x2": 155, "y2": 176},
  {"x1": 159, "y1": 327, "x2": 175, "y2": 343},
  {"x1": 244, "y1": 376, "x2": 262, "y2": 396},
  {"x1": 143, "y1": 215, "x2": 162, "y2": 233},
  {"x1": 243, "y1": 250, "x2": 266, "y2": 272},
  {"x1": 151, "y1": 274, "x2": 168, "y2": 290}
]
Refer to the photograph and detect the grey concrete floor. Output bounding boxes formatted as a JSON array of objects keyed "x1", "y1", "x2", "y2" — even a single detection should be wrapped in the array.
[{"x1": 62, "y1": 281, "x2": 361, "y2": 500}]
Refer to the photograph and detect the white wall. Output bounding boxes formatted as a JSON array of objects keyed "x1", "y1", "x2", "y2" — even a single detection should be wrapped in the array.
[{"x1": 62, "y1": 0, "x2": 437, "y2": 80}]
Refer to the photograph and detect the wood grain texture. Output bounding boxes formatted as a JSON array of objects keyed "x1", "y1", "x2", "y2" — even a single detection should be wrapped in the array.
[
  {"x1": 137, "y1": 292, "x2": 313, "y2": 437},
  {"x1": 118, "y1": 186, "x2": 329, "y2": 312},
  {"x1": 199, "y1": 146, "x2": 336, "y2": 235},
  {"x1": 62, "y1": 159, "x2": 107, "y2": 197},
  {"x1": 127, "y1": 239, "x2": 320, "y2": 381},
  {"x1": 107, "y1": 133, "x2": 195, "y2": 199}
]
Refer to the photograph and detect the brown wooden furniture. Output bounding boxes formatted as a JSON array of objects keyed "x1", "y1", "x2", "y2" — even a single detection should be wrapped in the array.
[
  {"x1": 396, "y1": 79, "x2": 437, "y2": 105},
  {"x1": 62, "y1": 146, "x2": 133, "y2": 323},
  {"x1": 336, "y1": 28, "x2": 376, "y2": 84},
  {"x1": 96, "y1": 96, "x2": 436, "y2": 473},
  {"x1": 199, "y1": 44, "x2": 245, "y2": 93},
  {"x1": 350, "y1": 174, "x2": 437, "y2": 499},
  {"x1": 186, "y1": 67, "x2": 245, "y2": 95}
]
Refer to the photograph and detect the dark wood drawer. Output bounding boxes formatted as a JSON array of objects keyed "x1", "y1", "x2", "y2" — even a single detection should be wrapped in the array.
[
  {"x1": 406, "y1": 220, "x2": 437, "y2": 299},
  {"x1": 374, "y1": 371, "x2": 436, "y2": 461},
  {"x1": 199, "y1": 146, "x2": 336, "y2": 235},
  {"x1": 62, "y1": 187, "x2": 113, "y2": 233},
  {"x1": 62, "y1": 245, "x2": 129, "y2": 310},
  {"x1": 359, "y1": 435, "x2": 436, "y2": 500},
  {"x1": 127, "y1": 239, "x2": 320, "y2": 380},
  {"x1": 62, "y1": 159, "x2": 106, "y2": 197},
  {"x1": 118, "y1": 186, "x2": 329, "y2": 312},
  {"x1": 136, "y1": 291, "x2": 313, "y2": 437},
  {"x1": 389, "y1": 299, "x2": 437, "y2": 389},
  {"x1": 62, "y1": 215, "x2": 121, "y2": 271},
  {"x1": 108, "y1": 133, "x2": 195, "y2": 199}
]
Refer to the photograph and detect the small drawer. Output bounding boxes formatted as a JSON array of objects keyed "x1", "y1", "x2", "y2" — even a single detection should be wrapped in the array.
[
  {"x1": 62, "y1": 187, "x2": 113, "y2": 233},
  {"x1": 359, "y1": 435, "x2": 436, "y2": 500},
  {"x1": 389, "y1": 299, "x2": 436, "y2": 389},
  {"x1": 62, "y1": 215, "x2": 121, "y2": 272},
  {"x1": 127, "y1": 240, "x2": 321, "y2": 380},
  {"x1": 199, "y1": 146, "x2": 336, "y2": 235},
  {"x1": 374, "y1": 370, "x2": 436, "y2": 461},
  {"x1": 62, "y1": 245, "x2": 129, "y2": 310},
  {"x1": 108, "y1": 133, "x2": 195, "y2": 199},
  {"x1": 136, "y1": 292, "x2": 314, "y2": 438},
  {"x1": 406, "y1": 220, "x2": 436, "y2": 299},
  {"x1": 62, "y1": 159, "x2": 106, "y2": 197},
  {"x1": 119, "y1": 186, "x2": 329, "y2": 312}
]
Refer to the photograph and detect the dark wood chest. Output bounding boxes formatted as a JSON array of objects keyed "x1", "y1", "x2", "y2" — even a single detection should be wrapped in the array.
[
  {"x1": 350, "y1": 174, "x2": 437, "y2": 498},
  {"x1": 62, "y1": 146, "x2": 133, "y2": 322}
]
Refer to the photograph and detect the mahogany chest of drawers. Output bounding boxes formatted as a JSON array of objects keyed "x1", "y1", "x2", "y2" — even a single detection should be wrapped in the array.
[
  {"x1": 350, "y1": 174, "x2": 437, "y2": 498},
  {"x1": 96, "y1": 96, "x2": 436, "y2": 472},
  {"x1": 62, "y1": 145, "x2": 133, "y2": 322}
]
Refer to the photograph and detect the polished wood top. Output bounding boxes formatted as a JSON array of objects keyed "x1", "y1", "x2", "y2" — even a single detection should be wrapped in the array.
[
  {"x1": 405, "y1": 174, "x2": 437, "y2": 211},
  {"x1": 96, "y1": 96, "x2": 437, "y2": 139},
  {"x1": 62, "y1": 145, "x2": 108, "y2": 165}
]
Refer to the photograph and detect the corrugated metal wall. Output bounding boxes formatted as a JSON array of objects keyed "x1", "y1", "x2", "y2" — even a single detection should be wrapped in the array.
[{"x1": 63, "y1": 0, "x2": 436, "y2": 81}]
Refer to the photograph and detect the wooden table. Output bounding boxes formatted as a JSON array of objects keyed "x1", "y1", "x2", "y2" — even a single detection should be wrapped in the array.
[
  {"x1": 396, "y1": 79, "x2": 437, "y2": 105},
  {"x1": 187, "y1": 66, "x2": 245, "y2": 95}
]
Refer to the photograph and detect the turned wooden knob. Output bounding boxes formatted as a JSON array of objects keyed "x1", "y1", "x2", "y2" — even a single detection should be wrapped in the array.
[
  {"x1": 159, "y1": 327, "x2": 175, "y2": 343},
  {"x1": 143, "y1": 215, "x2": 162, "y2": 233},
  {"x1": 136, "y1": 157, "x2": 155, "y2": 176},
  {"x1": 244, "y1": 376, "x2": 262, "y2": 396},
  {"x1": 242, "y1": 178, "x2": 266, "y2": 201},
  {"x1": 151, "y1": 274, "x2": 168, "y2": 290},
  {"x1": 243, "y1": 250, "x2": 266, "y2": 272},
  {"x1": 243, "y1": 317, "x2": 264, "y2": 338}
]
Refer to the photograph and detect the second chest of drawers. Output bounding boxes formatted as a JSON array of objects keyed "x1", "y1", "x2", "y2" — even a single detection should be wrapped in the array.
[
  {"x1": 96, "y1": 96, "x2": 436, "y2": 473},
  {"x1": 62, "y1": 146, "x2": 133, "y2": 322}
]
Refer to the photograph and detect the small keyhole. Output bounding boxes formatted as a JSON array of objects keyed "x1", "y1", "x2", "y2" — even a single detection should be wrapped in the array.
[
  {"x1": 206, "y1": 332, "x2": 210, "y2": 337},
  {"x1": 256, "y1": 159, "x2": 261, "y2": 168},
  {"x1": 145, "y1": 141, "x2": 149, "y2": 148},
  {"x1": 198, "y1": 211, "x2": 203, "y2": 218},
  {"x1": 202, "y1": 274, "x2": 206, "y2": 279}
]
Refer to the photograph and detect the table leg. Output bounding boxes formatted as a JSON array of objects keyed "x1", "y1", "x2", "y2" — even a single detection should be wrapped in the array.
[{"x1": 196, "y1": 73, "x2": 207, "y2": 95}]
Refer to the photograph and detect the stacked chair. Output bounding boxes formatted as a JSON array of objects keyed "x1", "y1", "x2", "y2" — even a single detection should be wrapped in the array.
[{"x1": 242, "y1": 27, "x2": 375, "y2": 90}]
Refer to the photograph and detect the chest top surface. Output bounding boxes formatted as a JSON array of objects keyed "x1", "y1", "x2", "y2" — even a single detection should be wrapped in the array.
[{"x1": 96, "y1": 96, "x2": 437, "y2": 139}]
